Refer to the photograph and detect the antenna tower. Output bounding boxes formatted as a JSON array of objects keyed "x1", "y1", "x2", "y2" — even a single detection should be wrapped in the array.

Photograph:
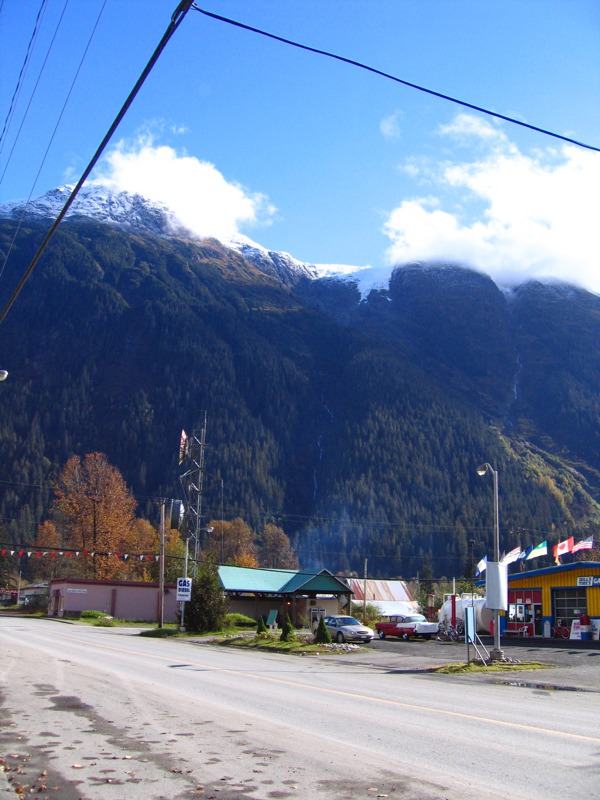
[{"x1": 181, "y1": 412, "x2": 208, "y2": 576}]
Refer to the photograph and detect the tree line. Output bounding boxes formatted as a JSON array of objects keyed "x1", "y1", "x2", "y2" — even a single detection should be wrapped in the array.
[{"x1": 0, "y1": 452, "x2": 298, "y2": 588}]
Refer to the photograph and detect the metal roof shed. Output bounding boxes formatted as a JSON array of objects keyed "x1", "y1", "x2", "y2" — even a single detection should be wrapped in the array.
[{"x1": 218, "y1": 565, "x2": 352, "y2": 626}]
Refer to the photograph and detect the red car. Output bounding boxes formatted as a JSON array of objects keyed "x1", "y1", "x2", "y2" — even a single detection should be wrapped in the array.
[{"x1": 375, "y1": 614, "x2": 439, "y2": 641}]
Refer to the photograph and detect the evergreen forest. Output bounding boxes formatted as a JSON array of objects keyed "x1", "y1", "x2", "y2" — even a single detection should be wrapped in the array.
[{"x1": 1, "y1": 217, "x2": 599, "y2": 583}]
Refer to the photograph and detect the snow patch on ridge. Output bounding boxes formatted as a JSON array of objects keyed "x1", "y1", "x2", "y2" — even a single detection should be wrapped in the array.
[{"x1": 0, "y1": 184, "x2": 374, "y2": 292}]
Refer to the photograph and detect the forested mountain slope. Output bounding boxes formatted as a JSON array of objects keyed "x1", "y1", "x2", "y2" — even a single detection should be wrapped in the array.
[{"x1": 0, "y1": 212, "x2": 598, "y2": 578}]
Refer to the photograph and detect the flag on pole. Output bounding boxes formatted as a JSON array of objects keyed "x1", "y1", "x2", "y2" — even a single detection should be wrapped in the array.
[
  {"x1": 526, "y1": 541, "x2": 547, "y2": 560},
  {"x1": 518, "y1": 546, "x2": 532, "y2": 561},
  {"x1": 476, "y1": 556, "x2": 487, "y2": 576},
  {"x1": 501, "y1": 546, "x2": 521, "y2": 565},
  {"x1": 553, "y1": 536, "x2": 574, "y2": 564},
  {"x1": 572, "y1": 535, "x2": 594, "y2": 553}
]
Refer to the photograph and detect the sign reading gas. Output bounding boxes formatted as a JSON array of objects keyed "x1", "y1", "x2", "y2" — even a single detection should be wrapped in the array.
[{"x1": 176, "y1": 577, "x2": 192, "y2": 602}]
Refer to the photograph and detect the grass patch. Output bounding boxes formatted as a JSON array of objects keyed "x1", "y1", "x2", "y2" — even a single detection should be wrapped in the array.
[
  {"x1": 78, "y1": 615, "x2": 164, "y2": 628},
  {"x1": 214, "y1": 634, "x2": 364, "y2": 655},
  {"x1": 139, "y1": 627, "x2": 181, "y2": 638},
  {"x1": 431, "y1": 660, "x2": 554, "y2": 674}
]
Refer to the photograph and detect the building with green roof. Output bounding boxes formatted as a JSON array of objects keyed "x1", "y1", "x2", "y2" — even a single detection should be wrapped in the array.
[{"x1": 219, "y1": 565, "x2": 352, "y2": 627}]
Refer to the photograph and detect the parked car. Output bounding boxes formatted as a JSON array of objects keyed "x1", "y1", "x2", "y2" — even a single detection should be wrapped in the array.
[
  {"x1": 323, "y1": 615, "x2": 374, "y2": 643},
  {"x1": 375, "y1": 614, "x2": 439, "y2": 641}
]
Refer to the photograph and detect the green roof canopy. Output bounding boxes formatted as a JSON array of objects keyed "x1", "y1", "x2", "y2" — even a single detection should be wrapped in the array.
[{"x1": 218, "y1": 565, "x2": 350, "y2": 596}]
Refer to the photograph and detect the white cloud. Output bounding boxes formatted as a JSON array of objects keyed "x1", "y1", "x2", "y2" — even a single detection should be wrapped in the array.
[
  {"x1": 97, "y1": 135, "x2": 276, "y2": 241},
  {"x1": 437, "y1": 113, "x2": 511, "y2": 148},
  {"x1": 384, "y1": 116, "x2": 600, "y2": 294},
  {"x1": 380, "y1": 110, "x2": 402, "y2": 140}
]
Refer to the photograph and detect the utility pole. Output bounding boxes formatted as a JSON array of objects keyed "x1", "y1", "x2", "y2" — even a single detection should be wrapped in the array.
[
  {"x1": 362, "y1": 559, "x2": 368, "y2": 623},
  {"x1": 158, "y1": 500, "x2": 165, "y2": 628}
]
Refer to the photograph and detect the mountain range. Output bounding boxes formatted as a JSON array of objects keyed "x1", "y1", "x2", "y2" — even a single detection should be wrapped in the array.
[{"x1": 0, "y1": 185, "x2": 598, "y2": 578}]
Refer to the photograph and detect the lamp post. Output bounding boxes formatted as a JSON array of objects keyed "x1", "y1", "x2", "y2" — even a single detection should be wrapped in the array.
[
  {"x1": 188, "y1": 526, "x2": 214, "y2": 579},
  {"x1": 0, "y1": 370, "x2": 7, "y2": 381},
  {"x1": 476, "y1": 462, "x2": 504, "y2": 660}
]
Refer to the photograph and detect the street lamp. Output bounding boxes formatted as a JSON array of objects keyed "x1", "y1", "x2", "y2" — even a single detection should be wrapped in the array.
[
  {"x1": 0, "y1": 370, "x2": 8, "y2": 381},
  {"x1": 476, "y1": 462, "x2": 504, "y2": 661},
  {"x1": 188, "y1": 526, "x2": 214, "y2": 579}
]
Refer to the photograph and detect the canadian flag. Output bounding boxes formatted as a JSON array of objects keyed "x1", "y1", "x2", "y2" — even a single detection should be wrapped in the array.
[{"x1": 553, "y1": 537, "x2": 574, "y2": 563}]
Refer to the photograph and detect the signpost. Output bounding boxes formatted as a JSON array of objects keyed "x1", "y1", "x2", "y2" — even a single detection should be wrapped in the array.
[{"x1": 177, "y1": 577, "x2": 192, "y2": 631}]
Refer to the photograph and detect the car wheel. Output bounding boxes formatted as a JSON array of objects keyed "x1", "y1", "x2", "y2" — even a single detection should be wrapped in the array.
[
  {"x1": 402, "y1": 633, "x2": 410, "y2": 641},
  {"x1": 378, "y1": 630, "x2": 386, "y2": 639},
  {"x1": 336, "y1": 632, "x2": 345, "y2": 644}
]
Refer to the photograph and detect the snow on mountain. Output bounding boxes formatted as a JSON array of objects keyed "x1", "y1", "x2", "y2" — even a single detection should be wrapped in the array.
[
  {"x1": 0, "y1": 184, "x2": 191, "y2": 239},
  {"x1": 221, "y1": 232, "x2": 320, "y2": 285},
  {"x1": 0, "y1": 184, "x2": 375, "y2": 290}
]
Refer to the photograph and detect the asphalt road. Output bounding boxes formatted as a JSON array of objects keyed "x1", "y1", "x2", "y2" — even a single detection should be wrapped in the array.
[{"x1": 1, "y1": 617, "x2": 599, "y2": 799}]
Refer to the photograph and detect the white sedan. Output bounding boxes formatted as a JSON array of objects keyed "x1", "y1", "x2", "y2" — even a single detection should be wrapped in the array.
[{"x1": 323, "y1": 615, "x2": 374, "y2": 643}]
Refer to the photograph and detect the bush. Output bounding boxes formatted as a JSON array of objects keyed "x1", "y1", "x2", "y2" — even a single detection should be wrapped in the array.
[
  {"x1": 140, "y1": 628, "x2": 179, "y2": 638},
  {"x1": 185, "y1": 554, "x2": 229, "y2": 633},
  {"x1": 351, "y1": 602, "x2": 382, "y2": 626},
  {"x1": 279, "y1": 613, "x2": 295, "y2": 642},
  {"x1": 22, "y1": 595, "x2": 48, "y2": 613},
  {"x1": 225, "y1": 613, "x2": 257, "y2": 629},
  {"x1": 81, "y1": 610, "x2": 111, "y2": 619},
  {"x1": 313, "y1": 615, "x2": 332, "y2": 644},
  {"x1": 256, "y1": 616, "x2": 269, "y2": 634}
]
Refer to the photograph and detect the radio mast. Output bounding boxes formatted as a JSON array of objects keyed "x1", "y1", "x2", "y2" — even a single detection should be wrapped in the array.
[{"x1": 180, "y1": 412, "x2": 208, "y2": 577}]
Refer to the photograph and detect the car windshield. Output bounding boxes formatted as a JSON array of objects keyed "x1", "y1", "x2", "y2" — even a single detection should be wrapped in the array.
[
  {"x1": 337, "y1": 617, "x2": 361, "y2": 626},
  {"x1": 404, "y1": 615, "x2": 426, "y2": 622}
]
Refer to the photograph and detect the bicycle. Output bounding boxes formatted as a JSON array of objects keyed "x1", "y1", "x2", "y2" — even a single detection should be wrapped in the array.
[{"x1": 437, "y1": 622, "x2": 460, "y2": 642}]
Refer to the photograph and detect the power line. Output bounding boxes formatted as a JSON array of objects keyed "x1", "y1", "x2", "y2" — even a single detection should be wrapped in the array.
[
  {"x1": 0, "y1": 0, "x2": 50, "y2": 153},
  {"x1": 0, "y1": 0, "x2": 107, "y2": 283},
  {"x1": 193, "y1": 6, "x2": 600, "y2": 154},
  {"x1": 0, "y1": 0, "x2": 195, "y2": 327}
]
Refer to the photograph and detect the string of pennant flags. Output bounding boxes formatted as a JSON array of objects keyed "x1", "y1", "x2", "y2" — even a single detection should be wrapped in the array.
[
  {"x1": 0, "y1": 548, "x2": 185, "y2": 562},
  {"x1": 476, "y1": 535, "x2": 594, "y2": 575}
]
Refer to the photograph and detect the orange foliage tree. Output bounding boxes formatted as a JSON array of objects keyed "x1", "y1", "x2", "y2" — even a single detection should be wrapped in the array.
[
  {"x1": 204, "y1": 517, "x2": 258, "y2": 567},
  {"x1": 258, "y1": 523, "x2": 298, "y2": 569},
  {"x1": 31, "y1": 520, "x2": 65, "y2": 582},
  {"x1": 52, "y1": 453, "x2": 137, "y2": 580}
]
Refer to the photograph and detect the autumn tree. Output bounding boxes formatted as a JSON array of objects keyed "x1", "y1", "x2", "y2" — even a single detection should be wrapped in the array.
[
  {"x1": 258, "y1": 523, "x2": 298, "y2": 569},
  {"x1": 31, "y1": 520, "x2": 64, "y2": 582},
  {"x1": 52, "y1": 453, "x2": 137, "y2": 580},
  {"x1": 123, "y1": 519, "x2": 186, "y2": 582},
  {"x1": 205, "y1": 518, "x2": 258, "y2": 567}
]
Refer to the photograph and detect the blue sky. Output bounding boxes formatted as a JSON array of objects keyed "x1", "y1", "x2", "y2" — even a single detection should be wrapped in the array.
[{"x1": 1, "y1": 1, "x2": 599, "y2": 292}]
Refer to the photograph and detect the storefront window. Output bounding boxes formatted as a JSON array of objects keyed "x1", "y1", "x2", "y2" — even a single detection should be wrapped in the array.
[{"x1": 553, "y1": 588, "x2": 587, "y2": 627}]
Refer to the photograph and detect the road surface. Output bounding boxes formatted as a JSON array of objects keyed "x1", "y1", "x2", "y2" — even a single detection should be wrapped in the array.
[{"x1": 1, "y1": 616, "x2": 598, "y2": 799}]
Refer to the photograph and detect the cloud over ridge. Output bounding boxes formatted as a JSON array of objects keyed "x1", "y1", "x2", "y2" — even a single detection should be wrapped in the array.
[
  {"x1": 97, "y1": 134, "x2": 276, "y2": 242},
  {"x1": 383, "y1": 115, "x2": 600, "y2": 293}
]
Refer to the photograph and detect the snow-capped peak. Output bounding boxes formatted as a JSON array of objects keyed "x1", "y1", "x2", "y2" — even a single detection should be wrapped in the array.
[
  {"x1": 0, "y1": 183, "x2": 374, "y2": 289},
  {"x1": 0, "y1": 183, "x2": 193, "y2": 239}
]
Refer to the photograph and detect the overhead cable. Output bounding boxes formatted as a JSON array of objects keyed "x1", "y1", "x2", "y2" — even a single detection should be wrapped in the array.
[
  {"x1": 0, "y1": 0, "x2": 195, "y2": 326},
  {"x1": 0, "y1": 0, "x2": 50, "y2": 154},
  {"x1": 0, "y1": 0, "x2": 72, "y2": 187},
  {"x1": 194, "y1": 6, "x2": 600, "y2": 154},
  {"x1": 0, "y1": 0, "x2": 106, "y2": 284}
]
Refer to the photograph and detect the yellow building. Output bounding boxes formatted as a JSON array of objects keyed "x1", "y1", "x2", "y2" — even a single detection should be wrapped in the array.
[{"x1": 505, "y1": 561, "x2": 600, "y2": 639}]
